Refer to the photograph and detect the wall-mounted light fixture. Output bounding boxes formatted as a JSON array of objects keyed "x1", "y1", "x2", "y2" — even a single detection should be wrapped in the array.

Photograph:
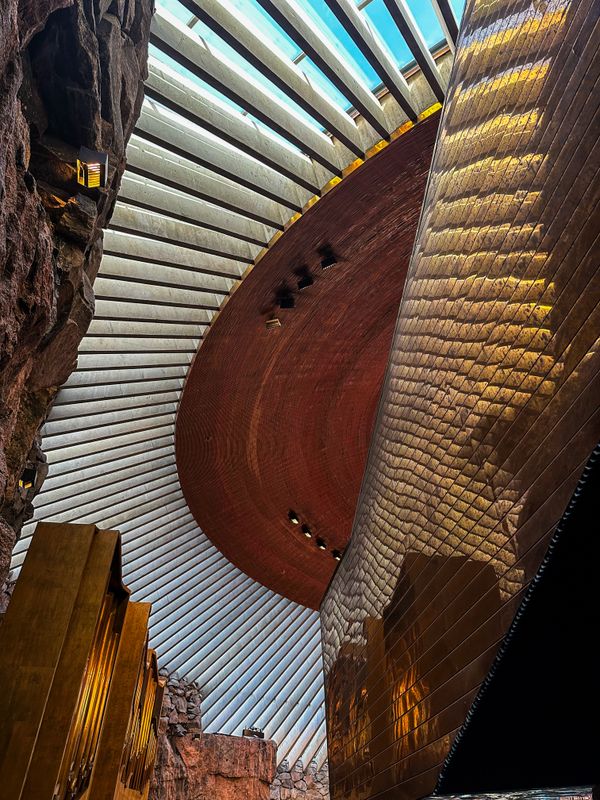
[
  {"x1": 288, "y1": 510, "x2": 300, "y2": 524},
  {"x1": 332, "y1": 550, "x2": 342, "y2": 561},
  {"x1": 301, "y1": 524, "x2": 312, "y2": 538},
  {"x1": 316, "y1": 537, "x2": 327, "y2": 551},
  {"x1": 77, "y1": 146, "x2": 108, "y2": 189},
  {"x1": 19, "y1": 466, "x2": 37, "y2": 490}
]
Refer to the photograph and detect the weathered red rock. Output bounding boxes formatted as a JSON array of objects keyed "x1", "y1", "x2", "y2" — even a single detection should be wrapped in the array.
[
  {"x1": 150, "y1": 732, "x2": 277, "y2": 800},
  {"x1": 0, "y1": 0, "x2": 151, "y2": 582}
]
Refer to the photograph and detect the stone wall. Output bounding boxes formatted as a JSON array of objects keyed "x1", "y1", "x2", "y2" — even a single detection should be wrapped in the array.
[
  {"x1": 270, "y1": 760, "x2": 330, "y2": 800},
  {"x1": 0, "y1": 577, "x2": 14, "y2": 616},
  {"x1": 151, "y1": 676, "x2": 277, "y2": 800},
  {"x1": 159, "y1": 673, "x2": 203, "y2": 736},
  {"x1": 151, "y1": 676, "x2": 331, "y2": 800},
  {"x1": 0, "y1": 0, "x2": 152, "y2": 585}
]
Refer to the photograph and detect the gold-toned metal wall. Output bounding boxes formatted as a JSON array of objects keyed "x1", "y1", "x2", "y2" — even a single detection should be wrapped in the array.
[
  {"x1": 321, "y1": 1, "x2": 600, "y2": 798},
  {"x1": 0, "y1": 523, "x2": 163, "y2": 800}
]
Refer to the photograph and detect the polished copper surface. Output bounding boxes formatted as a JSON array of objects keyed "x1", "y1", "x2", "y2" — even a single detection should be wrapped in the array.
[
  {"x1": 176, "y1": 116, "x2": 439, "y2": 609},
  {"x1": 321, "y1": 1, "x2": 600, "y2": 797}
]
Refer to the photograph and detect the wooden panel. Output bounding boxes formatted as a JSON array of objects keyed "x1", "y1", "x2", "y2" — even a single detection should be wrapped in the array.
[
  {"x1": 116, "y1": 649, "x2": 164, "y2": 800},
  {"x1": 23, "y1": 528, "x2": 125, "y2": 799},
  {"x1": 321, "y1": 0, "x2": 600, "y2": 798}
]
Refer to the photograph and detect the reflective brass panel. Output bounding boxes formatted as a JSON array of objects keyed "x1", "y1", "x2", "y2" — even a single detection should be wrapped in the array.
[
  {"x1": 321, "y1": 1, "x2": 600, "y2": 798},
  {"x1": 0, "y1": 523, "x2": 162, "y2": 800}
]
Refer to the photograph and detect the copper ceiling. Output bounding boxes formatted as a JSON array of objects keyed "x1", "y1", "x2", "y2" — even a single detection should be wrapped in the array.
[{"x1": 176, "y1": 113, "x2": 440, "y2": 609}]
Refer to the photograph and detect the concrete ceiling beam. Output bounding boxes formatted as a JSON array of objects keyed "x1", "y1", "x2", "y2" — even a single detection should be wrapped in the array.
[
  {"x1": 118, "y1": 173, "x2": 273, "y2": 247},
  {"x1": 256, "y1": 0, "x2": 392, "y2": 140},
  {"x1": 109, "y1": 204, "x2": 259, "y2": 263},
  {"x1": 151, "y1": 7, "x2": 354, "y2": 173},
  {"x1": 179, "y1": 0, "x2": 369, "y2": 155},
  {"x1": 126, "y1": 134, "x2": 289, "y2": 228},
  {"x1": 146, "y1": 59, "x2": 329, "y2": 193},
  {"x1": 136, "y1": 104, "x2": 310, "y2": 210},
  {"x1": 100, "y1": 254, "x2": 236, "y2": 294},
  {"x1": 382, "y1": 0, "x2": 447, "y2": 101},
  {"x1": 322, "y1": 0, "x2": 418, "y2": 120},
  {"x1": 430, "y1": 0, "x2": 459, "y2": 51}
]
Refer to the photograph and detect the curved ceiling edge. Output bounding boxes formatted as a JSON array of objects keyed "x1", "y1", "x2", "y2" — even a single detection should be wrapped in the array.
[{"x1": 176, "y1": 111, "x2": 441, "y2": 609}]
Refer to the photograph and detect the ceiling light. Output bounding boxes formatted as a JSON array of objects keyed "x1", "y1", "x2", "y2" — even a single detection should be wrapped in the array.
[
  {"x1": 332, "y1": 550, "x2": 342, "y2": 561},
  {"x1": 288, "y1": 510, "x2": 299, "y2": 524},
  {"x1": 318, "y1": 244, "x2": 337, "y2": 270},
  {"x1": 265, "y1": 316, "x2": 281, "y2": 330},
  {"x1": 77, "y1": 146, "x2": 108, "y2": 189},
  {"x1": 316, "y1": 537, "x2": 327, "y2": 550},
  {"x1": 301, "y1": 524, "x2": 312, "y2": 538},
  {"x1": 278, "y1": 294, "x2": 295, "y2": 309},
  {"x1": 297, "y1": 273, "x2": 314, "y2": 290}
]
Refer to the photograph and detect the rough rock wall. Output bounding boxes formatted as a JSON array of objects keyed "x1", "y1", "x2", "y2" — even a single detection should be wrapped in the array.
[
  {"x1": 270, "y1": 760, "x2": 330, "y2": 800},
  {"x1": 0, "y1": 0, "x2": 152, "y2": 584},
  {"x1": 151, "y1": 677, "x2": 330, "y2": 800},
  {"x1": 0, "y1": 578, "x2": 14, "y2": 616},
  {"x1": 151, "y1": 678, "x2": 277, "y2": 800}
]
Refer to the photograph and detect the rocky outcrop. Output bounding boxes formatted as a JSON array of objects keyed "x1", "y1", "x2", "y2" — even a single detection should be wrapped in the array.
[
  {"x1": 151, "y1": 678, "x2": 276, "y2": 800},
  {"x1": 160, "y1": 673, "x2": 203, "y2": 736},
  {"x1": 152, "y1": 731, "x2": 277, "y2": 800},
  {"x1": 151, "y1": 676, "x2": 329, "y2": 800},
  {"x1": 0, "y1": 0, "x2": 152, "y2": 583},
  {"x1": 0, "y1": 577, "x2": 15, "y2": 617}
]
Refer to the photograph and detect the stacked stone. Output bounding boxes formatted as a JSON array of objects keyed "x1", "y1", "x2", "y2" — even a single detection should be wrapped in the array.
[
  {"x1": 149, "y1": 672, "x2": 330, "y2": 800},
  {"x1": 0, "y1": 579, "x2": 14, "y2": 617},
  {"x1": 158, "y1": 673, "x2": 202, "y2": 737},
  {"x1": 270, "y1": 759, "x2": 330, "y2": 799}
]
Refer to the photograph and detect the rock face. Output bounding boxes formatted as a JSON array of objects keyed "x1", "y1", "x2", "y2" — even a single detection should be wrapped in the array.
[
  {"x1": 151, "y1": 677, "x2": 276, "y2": 800},
  {"x1": 152, "y1": 732, "x2": 277, "y2": 800},
  {"x1": 0, "y1": 577, "x2": 15, "y2": 617},
  {"x1": 151, "y1": 676, "x2": 329, "y2": 800},
  {"x1": 160, "y1": 673, "x2": 203, "y2": 736},
  {"x1": 0, "y1": 0, "x2": 152, "y2": 584}
]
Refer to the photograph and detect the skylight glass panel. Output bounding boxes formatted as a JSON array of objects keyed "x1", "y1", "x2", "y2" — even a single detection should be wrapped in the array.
[
  {"x1": 295, "y1": 0, "x2": 381, "y2": 89},
  {"x1": 189, "y1": 0, "x2": 302, "y2": 61},
  {"x1": 189, "y1": 16, "x2": 336, "y2": 138},
  {"x1": 361, "y1": 0, "x2": 414, "y2": 72},
  {"x1": 296, "y1": 56, "x2": 353, "y2": 111},
  {"x1": 159, "y1": 0, "x2": 194, "y2": 24},
  {"x1": 148, "y1": 42, "x2": 246, "y2": 115},
  {"x1": 451, "y1": 0, "x2": 466, "y2": 19},
  {"x1": 148, "y1": 47, "x2": 310, "y2": 158},
  {"x1": 404, "y1": 0, "x2": 446, "y2": 49},
  {"x1": 153, "y1": 5, "x2": 336, "y2": 135}
]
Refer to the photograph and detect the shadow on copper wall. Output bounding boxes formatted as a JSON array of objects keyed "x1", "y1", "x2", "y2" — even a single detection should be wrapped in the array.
[
  {"x1": 436, "y1": 443, "x2": 600, "y2": 792},
  {"x1": 320, "y1": 0, "x2": 600, "y2": 798}
]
